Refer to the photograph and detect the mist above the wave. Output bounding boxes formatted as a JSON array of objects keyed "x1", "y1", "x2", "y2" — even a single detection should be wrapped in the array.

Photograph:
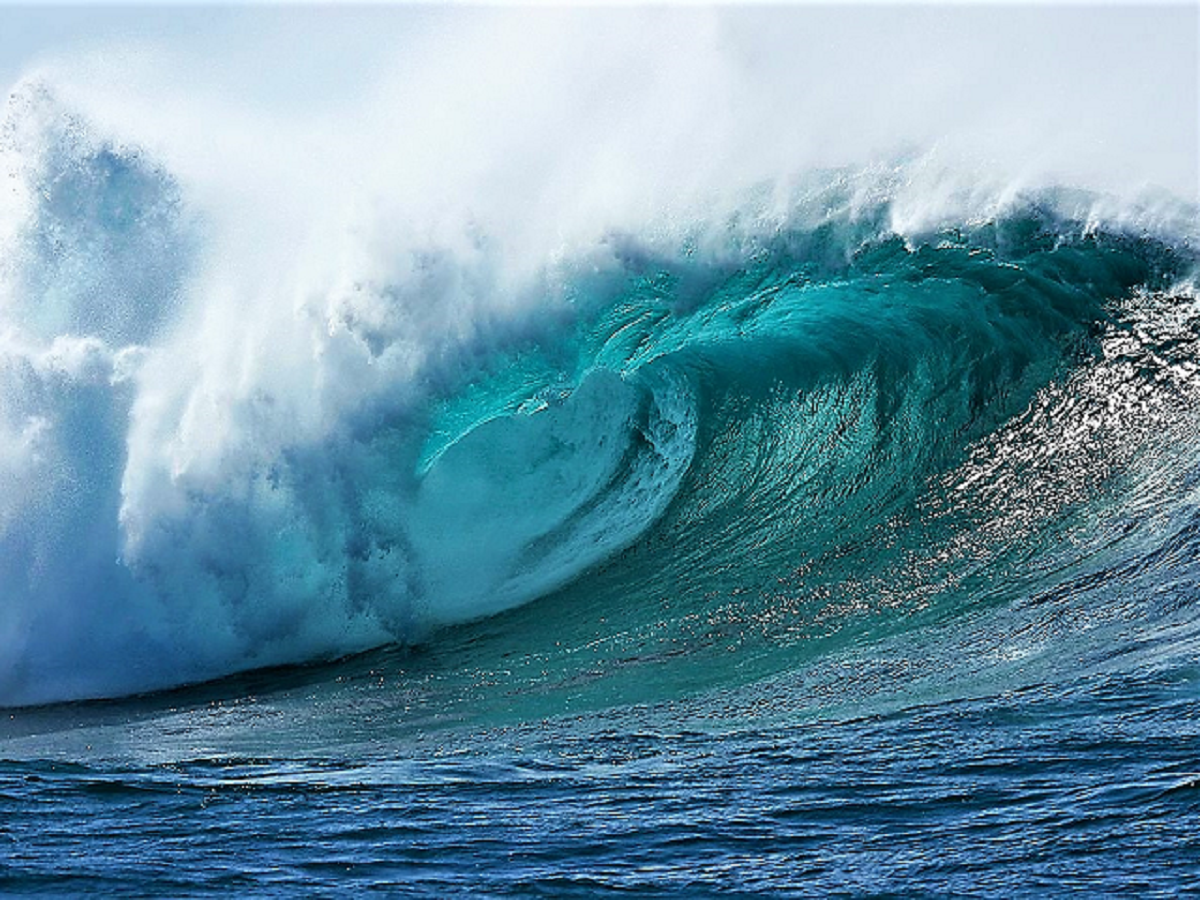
[{"x1": 19, "y1": 4, "x2": 1198, "y2": 240}]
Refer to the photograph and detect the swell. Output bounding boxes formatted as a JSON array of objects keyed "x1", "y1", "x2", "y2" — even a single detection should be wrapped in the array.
[{"x1": 0, "y1": 86, "x2": 1197, "y2": 708}]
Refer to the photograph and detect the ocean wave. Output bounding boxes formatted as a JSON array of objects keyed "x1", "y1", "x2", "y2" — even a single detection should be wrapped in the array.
[{"x1": 0, "y1": 80, "x2": 1197, "y2": 708}]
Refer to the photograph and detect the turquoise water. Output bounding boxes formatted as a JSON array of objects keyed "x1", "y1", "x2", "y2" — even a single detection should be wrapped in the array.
[{"x1": 2, "y1": 83, "x2": 1200, "y2": 895}]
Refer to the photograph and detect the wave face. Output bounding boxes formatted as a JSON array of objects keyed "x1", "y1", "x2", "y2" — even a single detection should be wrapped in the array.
[{"x1": 0, "y1": 75, "x2": 1198, "y2": 709}]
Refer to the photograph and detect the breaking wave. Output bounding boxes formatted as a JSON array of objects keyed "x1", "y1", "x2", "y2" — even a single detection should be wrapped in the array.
[{"x1": 1, "y1": 55, "x2": 1197, "y2": 708}]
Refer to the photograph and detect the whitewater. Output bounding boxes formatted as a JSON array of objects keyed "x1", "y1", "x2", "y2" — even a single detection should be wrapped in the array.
[{"x1": 1, "y1": 5, "x2": 1198, "y2": 896}]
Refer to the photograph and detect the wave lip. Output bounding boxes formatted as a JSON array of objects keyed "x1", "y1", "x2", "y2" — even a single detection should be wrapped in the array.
[{"x1": 408, "y1": 367, "x2": 697, "y2": 627}]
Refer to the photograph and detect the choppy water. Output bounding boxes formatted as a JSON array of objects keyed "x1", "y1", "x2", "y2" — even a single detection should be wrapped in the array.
[{"x1": 4, "y1": 662, "x2": 1199, "y2": 896}]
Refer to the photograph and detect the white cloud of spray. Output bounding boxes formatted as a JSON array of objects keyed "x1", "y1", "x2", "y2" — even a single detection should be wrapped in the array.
[{"x1": 0, "y1": 5, "x2": 1195, "y2": 705}]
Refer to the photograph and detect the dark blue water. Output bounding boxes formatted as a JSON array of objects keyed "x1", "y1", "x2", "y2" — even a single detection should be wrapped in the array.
[
  {"x1": 2, "y1": 84, "x2": 1200, "y2": 895},
  {"x1": 4, "y1": 664, "x2": 1198, "y2": 896}
]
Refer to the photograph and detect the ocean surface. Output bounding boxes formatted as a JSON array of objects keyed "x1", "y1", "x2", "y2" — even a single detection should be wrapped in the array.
[{"x1": 2, "y1": 35, "x2": 1200, "y2": 895}]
